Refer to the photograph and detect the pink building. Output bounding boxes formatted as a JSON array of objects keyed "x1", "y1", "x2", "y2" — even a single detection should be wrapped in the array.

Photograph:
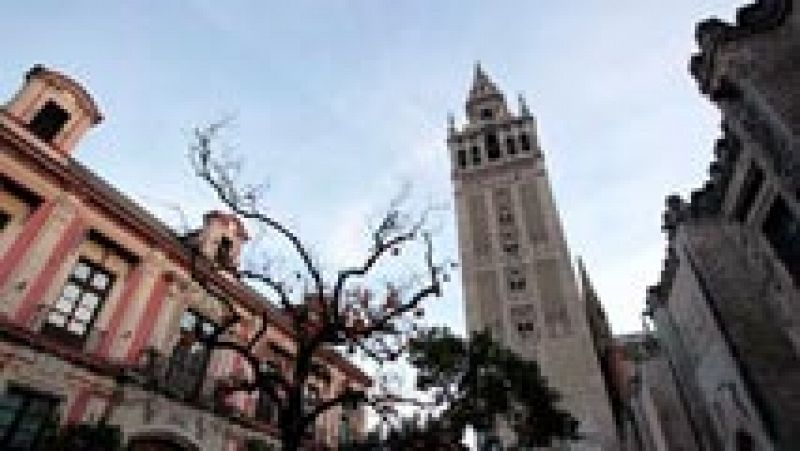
[{"x1": 0, "y1": 65, "x2": 368, "y2": 450}]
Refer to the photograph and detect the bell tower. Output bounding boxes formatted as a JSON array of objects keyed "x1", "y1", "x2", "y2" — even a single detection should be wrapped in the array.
[
  {"x1": 448, "y1": 64, "x2": 617, "y2": 450},
  {"x1": 2, "y1": 65, "x2": 102, "y2": 156}
]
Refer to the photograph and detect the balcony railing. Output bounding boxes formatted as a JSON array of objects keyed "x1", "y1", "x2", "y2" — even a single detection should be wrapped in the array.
[{"x1": 0, "y1": 316, "x2": 283, "y2": 442}]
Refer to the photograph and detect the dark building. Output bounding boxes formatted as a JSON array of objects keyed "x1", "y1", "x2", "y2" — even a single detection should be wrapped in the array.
[{"x1": 639, "y1": 1, "x2": 800, "y2": 450}]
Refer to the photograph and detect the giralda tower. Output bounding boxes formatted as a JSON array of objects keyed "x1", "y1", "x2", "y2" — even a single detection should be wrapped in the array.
[{"x1": 447, "y1": 65, "x2": 616, "y2": 450}]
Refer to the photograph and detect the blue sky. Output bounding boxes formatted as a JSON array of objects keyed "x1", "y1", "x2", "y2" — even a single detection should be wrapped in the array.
[{"x1": 1, "y1": 1, "x2": 745, "y2": 334}]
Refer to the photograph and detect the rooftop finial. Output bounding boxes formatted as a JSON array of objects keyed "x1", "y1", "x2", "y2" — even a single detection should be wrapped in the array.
[
  {"x1": 518, "y1": 92, "x2": 531, "y2": 117},
  {"x1": 447, "y1": 112, "x2": 456, "y2": 136},
  {"x1": 474, "y1": 60, "x2": 489, "y2": 84}
]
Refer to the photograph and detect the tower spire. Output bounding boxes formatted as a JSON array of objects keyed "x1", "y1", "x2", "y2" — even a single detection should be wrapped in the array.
[
  {"x1": 466, "y1": 62, "x2": 508, "y2": 123},
  {"x1": 447, "y1": 111, "x2": 456, "y2": 136},
  {"x1": 474, "y1": 61, "x2": 488, "y2": 84}
]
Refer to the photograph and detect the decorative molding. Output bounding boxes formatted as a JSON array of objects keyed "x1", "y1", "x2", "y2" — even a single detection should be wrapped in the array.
[{"x1": 690, "y1": 0, "x2": 793, "y2": 96}]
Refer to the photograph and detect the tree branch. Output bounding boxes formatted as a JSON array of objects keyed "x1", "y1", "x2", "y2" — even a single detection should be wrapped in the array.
[
  {"x1": 352, "y1": 232, "x2": 441, "y2": 343},
  {"x1": 190, "y1": 123, "x2": 326, "y2": 320},
  {"x1": 331, "y1": 207, "x2": 430, "y2": 326},
  {"x1": 209, "y1": 339, "x2": 290, "y2": 403},
  {"x1": 302, "y1": 388, "x2": 366, "y2": 426}
]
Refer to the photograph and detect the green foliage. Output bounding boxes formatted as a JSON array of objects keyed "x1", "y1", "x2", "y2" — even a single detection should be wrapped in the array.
[
  {"x1": 44, "y1": 422, "x2": 123, "y2": 451},
  {"x1": 344, "y1": 419, "x2": 467, "y2": 451},
  {"x1": 408, "y1": 328, "x2": 580, "y2": 448},
  {"x1": 244, "y1": 438, "x2": 276, "y2": 451}
]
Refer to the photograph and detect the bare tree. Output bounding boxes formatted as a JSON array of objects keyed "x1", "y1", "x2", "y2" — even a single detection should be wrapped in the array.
[{"x1": 179, "y1": 121, "x2": 453, "y2": 450}]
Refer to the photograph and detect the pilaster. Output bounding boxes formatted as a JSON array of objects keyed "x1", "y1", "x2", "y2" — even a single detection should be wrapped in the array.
[{"x1": 11, "y1": 196, "x2": 85, "y2": 324}]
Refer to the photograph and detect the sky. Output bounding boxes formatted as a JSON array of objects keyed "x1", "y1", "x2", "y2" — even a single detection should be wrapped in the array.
[{"x1": 0, "y1": 1, "x2": 746, "y2": 335}]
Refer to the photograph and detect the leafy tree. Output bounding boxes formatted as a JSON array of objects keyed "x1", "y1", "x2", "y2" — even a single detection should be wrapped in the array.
[
  {"x1": 243, "y1": 438, "x2": 275, "y2": 451},
  {"x1": 406, "y1": 328, "x2": 579, "y2": 449},
  {"x1": 348, "y1": 416, "x2": 467, "y2": 451}
]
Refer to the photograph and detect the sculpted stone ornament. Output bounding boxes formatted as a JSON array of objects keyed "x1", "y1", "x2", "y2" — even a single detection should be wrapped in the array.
[{"x1": 691, "y1": 0, "x2": 793, "y2": 95}]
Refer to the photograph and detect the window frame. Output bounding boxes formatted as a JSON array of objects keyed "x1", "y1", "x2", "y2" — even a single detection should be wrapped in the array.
[
  {"x1": 456, "y1": 149, "x2": 467, "y2": 169},
  {"x1": 215, "y1": 236, "x2": 234, "y2": 268},
  {"x1": 505, "y1": 136, "x2": 517, "y2": 155},
  {"x1": 516, "y1": 322, "x2": 535, "y2": 333},
  {"x1": 519, "y1": 133, "x2": 532, "y2": 152},
  {"x1": 485, "y1": 133, "x2": 501, "y2": 161},
  {"x1": 41, "y1": 258, "x2": 116, "y2": 348},
  {"x1": 0, "y1": 385, "x2": 59, "y2": 450},
  {"x1": 471, "y1": 146, "x2": 481, "y2": 165},
  {"x1": 165, "y1": 309, "x2": 220, "y2": 400},
  {"x1": 507, "y1": 268, "x2": 527, "y2": 291}
]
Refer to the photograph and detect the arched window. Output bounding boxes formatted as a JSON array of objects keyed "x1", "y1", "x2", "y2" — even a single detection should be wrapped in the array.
[
  {"x1": 457, "y1": 149, "x2": 467, "y2": 169},
  {"x1": 506, "y1": 136, "x2": 517, "y2": 155},
  {"x1": 215, "y1": 236, "x2": 233, "y2": 267},
  {"x1": 519, "y1": 133, "x2": 532, "y2": 152},
  {"x1": 471, "y1": 146, "x2": 481, "y2": 165},
  {"x1": 486, "y1": 133, "x2": 501, "y2": 161}
]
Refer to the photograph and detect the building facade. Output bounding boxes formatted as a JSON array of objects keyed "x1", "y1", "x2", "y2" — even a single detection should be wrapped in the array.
[
  {"x1": 637, "y1": 1, "x2": 800, "y2": 450},
  {"x1": 447, "y1": 65, "x2": 617, "y2": 450},
  {"x1": 613, "y1": 333, "x2": 699, "y2": 451},
  {"x1": 0, "y1": 66, "x2": 369, "y2": 450}
]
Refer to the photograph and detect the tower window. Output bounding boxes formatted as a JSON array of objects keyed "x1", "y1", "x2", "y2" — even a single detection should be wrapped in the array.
[
  {"x1": 28, "y1": 101, "x2": 70, "y2": 143},
  {"x1": 480, "y1": 108, "x2": 493, "y2": 120},
  {"x1": 457, "y1": 149, "x2": 467, "y2": 169},
  {"x1": 486, "y1": 133, "x2": 501, "y2": 161},
  {"x1": 506, "y1": 137, "x2": 517, "y2": 155},
  {"x1": 471, "y1": 146, "x2": 481, "y2": 165},
  {"x1": 498, "y1": 210, "x2": 514, "y2": 225},
  {"x1": 0, "y1": 210, "x2": 10, "y2": 231},
  {"x1": 517, "y1": 322, "x2": 534, "y2": 333},
  {"x1": 519, "y1": 133, "x2": 532, "y2": 152},
  {"x1": 507, "y1": 268, "x2": 527, "y2": 291},
  {"x1": 215, "y1": 236, "x2": 234, "y2": 268},
  {"x1": 502, "y1": 243, "x2": 519, "y2": 254}
]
